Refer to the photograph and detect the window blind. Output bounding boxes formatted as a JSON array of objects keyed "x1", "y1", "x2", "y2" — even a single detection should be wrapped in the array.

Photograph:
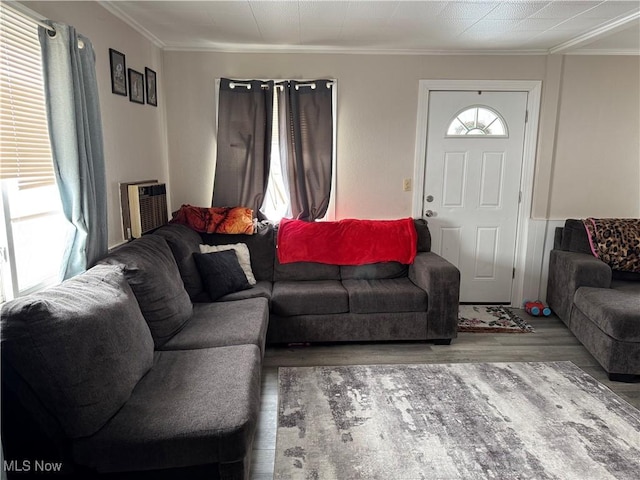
[{"x1": 0, "y1": 4, "x2": 55, "y2": 189}]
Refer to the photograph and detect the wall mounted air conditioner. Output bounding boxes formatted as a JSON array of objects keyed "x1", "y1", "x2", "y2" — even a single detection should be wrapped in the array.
[{"x1": 120, "y1": 180, "x2": 168, "y2": 239}]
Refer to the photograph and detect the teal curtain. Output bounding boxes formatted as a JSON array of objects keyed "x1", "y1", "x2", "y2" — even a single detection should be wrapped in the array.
[{"x1": 39, "y1": 22, "x2": 107, "y2": 279}]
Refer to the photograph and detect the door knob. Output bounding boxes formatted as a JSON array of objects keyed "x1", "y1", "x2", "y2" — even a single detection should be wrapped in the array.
[{"x1": 425, "y1": 210, "x2": 435, "y2": 217}]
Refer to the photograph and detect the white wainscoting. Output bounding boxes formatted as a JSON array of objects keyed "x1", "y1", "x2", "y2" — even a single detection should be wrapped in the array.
[{"x1": 520, "y1": 219, "x2": 565, "y2": 306}]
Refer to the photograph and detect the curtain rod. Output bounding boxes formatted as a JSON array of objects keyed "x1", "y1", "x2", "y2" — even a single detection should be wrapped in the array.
[
  {"x1": 3, "y1": 1, "x2": 56, "y2": 34},
  {"x1": 229, "y1": 81, "x2": 335, "y2": 91}
]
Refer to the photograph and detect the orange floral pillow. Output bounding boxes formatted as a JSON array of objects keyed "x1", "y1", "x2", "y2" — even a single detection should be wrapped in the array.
[{"x1": 170, "y1": 205, "x2": 254, "y2": 234}]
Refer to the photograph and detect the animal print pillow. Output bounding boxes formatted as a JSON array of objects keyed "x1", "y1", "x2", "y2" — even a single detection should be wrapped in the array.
[{"x1": 583, "y1": 218, "x2": 640, "y2": 273}]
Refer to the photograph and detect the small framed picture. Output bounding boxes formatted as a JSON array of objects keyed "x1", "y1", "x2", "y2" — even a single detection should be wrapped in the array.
[
  {"x1": 109, "y1": 48, "x2": 127, "y2": 96},
  {"x1": 145, "y1": 67, "x2": 157, "y2": 107},
  {"x1": 128, "y1": 69, "x2": 144, "y2": 104}
]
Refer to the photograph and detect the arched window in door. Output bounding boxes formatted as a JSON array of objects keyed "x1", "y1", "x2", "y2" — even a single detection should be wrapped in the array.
[{"x1": 446, "y1": 105, "x2": 508, "y2": 137}]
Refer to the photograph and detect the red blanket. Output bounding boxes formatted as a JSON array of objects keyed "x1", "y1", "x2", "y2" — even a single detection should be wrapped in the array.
[{"x1": 277, "y1": 218, "x2": 417, "y2": 265}]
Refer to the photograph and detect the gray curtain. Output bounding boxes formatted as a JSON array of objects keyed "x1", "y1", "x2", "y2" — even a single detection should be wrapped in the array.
[
  {"x1": 39, "y1": 22, "x2": 107, "y2": 279},
  {"x1": 212, "y1": 78, "x2": 273, "y2": 219},
  {"x1": 280, "y1": 80, "x2": 333, "y2": 221}
]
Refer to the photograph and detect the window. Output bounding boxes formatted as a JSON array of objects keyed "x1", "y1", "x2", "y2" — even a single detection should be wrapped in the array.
[
  {"x1": 0, "y1": 3, "x2": 68, "y2": 301},
  {"x1": 215, "y1": 79, "x2": 336, "y2": 224},
  {"x1": 260, "y1": 87, "x2": 291, "y2": 221},
  {"x1": 446, "y1": 106, "x2": 507, "y2": 137}
]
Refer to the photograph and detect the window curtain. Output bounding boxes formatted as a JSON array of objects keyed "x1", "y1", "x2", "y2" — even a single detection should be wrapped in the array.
[
  {"x1": 39, "y1": 22, "x2": 107, "y2": 279},
  {"x1": 212, "y1": 78, "x2": 274, "y2": 219},
  {"x1": 279, "y1": 80, "x2": 333, "y2": 221}
]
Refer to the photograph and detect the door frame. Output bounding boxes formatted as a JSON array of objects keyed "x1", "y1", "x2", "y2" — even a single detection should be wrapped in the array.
[{"x1": 412, "y1": 80, "x2": 542, "y2": 306}]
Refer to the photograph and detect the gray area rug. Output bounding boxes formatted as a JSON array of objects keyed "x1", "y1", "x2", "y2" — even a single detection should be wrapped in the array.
[
  {"x1": 458, "y1": 305, "x2": 534, "y2": 333},
  {"x1": 275, "y1": 362, "x2": 640, "y2": 479}
]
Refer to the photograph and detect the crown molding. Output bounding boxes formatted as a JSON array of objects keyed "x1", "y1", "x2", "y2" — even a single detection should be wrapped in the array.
[
  {"x1": 549, "y1": 11, "x2": 640, "y2": 55},
  {"x1": 163, "y1": 43, "x2": 549, "y2": 56},
  {"x1": 565, "y1": 48, "x2": 639, "y2": 56},
  {"x1": 98, "y1": 1, "x2": 165, "y2": 49}
]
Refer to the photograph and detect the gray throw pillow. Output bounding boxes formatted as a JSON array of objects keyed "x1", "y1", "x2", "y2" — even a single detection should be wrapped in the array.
[
  {"x1": 561, "y1": 219, "x2": 592, "y2": 255},
  {"x1": 194, "y1": 250, "x2": 251, "y2": 301},
  {"x1": 101, "y1": 235, "x2": 193, "y2": 347},
  {"x1": 414, "y1": 219, "x2": 431, "y2": 252},
  {"x1": 200, "y1": 220, "x2": 276, "y2": 281},
  {"x1": 0, "y1": 265, "x2": 154, "y2": 439},
  {"x1": 153, "y1": 224, "x2": 205, "y2": 299}
]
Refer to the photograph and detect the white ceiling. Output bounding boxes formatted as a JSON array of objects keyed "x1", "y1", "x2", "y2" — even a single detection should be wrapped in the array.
[{"x1": 100, "y1": 1, "x2": 640, "y2": 54}]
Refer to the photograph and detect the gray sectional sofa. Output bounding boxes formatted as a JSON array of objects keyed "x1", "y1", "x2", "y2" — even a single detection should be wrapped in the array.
[
  {"x1": 157, "y1": 219, "x2": 460, "y2": 345},
  {"x1": 2, "y1": 234, "x2": 267, "y2": 480},
  {"x1": 1, "y1": 218, "x2": 460, "y2": 479},
  {"x1": 547, "y1": 219, "x2": 640, "y2": 381}
]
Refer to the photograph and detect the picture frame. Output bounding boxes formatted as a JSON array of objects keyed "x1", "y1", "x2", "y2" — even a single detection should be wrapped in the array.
[
  {"x1": 128, "y1": 69, "x2": 144, "y2": 104},
  {"x1": 109, "y1": 48, "x2": 127, "y2": 96},
  {"x1": 145, "y1": 67, "x2": 157, "y2": 107}
]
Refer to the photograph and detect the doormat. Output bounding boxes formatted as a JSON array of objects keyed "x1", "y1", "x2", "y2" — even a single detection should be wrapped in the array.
[
  {"x1": 275, "y1": 362, "x2": 640, "y2": 479},
  {"x1": 458, "y1": 304, "x2": 534, "y2": 333}
]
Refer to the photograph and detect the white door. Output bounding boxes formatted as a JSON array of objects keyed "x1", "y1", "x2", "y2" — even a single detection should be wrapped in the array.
[{"x1": 424, "y1": 91, "x2": 528, "y2": 303}]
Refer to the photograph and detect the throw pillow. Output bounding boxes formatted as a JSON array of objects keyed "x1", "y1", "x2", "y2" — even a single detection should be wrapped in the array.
[
  {"x1": 194, "y1": 250, "x2": 251, "y2": 301},
  {"x1": 100, "y1": 235, "x2": 193, "y2": 348},
  {"x1": 153, "y1": 224, "x2": 205, "y2": 299},
  {"x1": 170, "y1": 205, "x2": 254, "y2": 234},
  {"x1": 199, "y1": 243, "x2": 257, "y2": 285}
]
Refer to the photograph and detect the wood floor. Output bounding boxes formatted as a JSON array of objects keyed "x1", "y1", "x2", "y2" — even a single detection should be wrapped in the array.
[{"x1": 250, "y1": 311, "x2": 640, "y2": 479}]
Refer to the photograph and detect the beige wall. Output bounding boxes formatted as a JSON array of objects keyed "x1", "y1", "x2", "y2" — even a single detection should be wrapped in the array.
[
  {"x1": 24, "y1": 1, "x2": 640, "y2": 246},
  {"x1": 26, "y1": 1, "x2": 169, "y2": 247},
  {"x1": 549, "y1": 55, "x2": 640, "y2": 219},
  {"x1": 163, "y1": 52, "x2": 553, "y2": 218},
  {"x1": 163, "y1": 52, "x2": 639, "y2": 221}
]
